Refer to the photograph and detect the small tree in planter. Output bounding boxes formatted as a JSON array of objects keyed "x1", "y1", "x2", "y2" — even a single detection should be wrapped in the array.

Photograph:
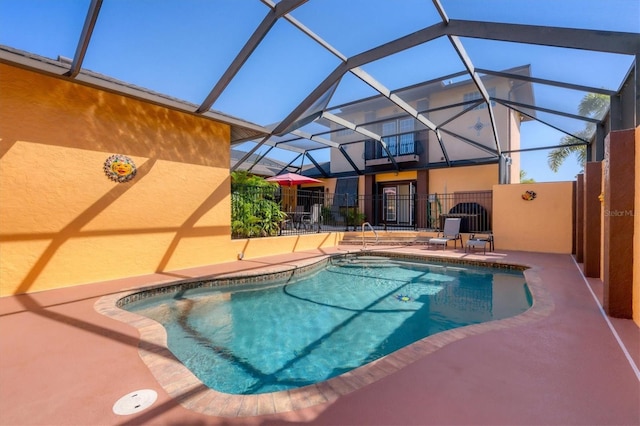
[{"x1": 345, "y1": 208, "x2": 366, "y2": 231}]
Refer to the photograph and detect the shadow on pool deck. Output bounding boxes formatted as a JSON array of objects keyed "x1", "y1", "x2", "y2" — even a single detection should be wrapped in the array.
[{"x1": 0, "y1": 246, "x2": 638, "y2": 425}]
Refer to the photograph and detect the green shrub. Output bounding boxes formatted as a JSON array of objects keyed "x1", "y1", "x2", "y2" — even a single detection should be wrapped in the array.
[{"x1": 231, "y1": 171, "x2": 287, "y2": 238}]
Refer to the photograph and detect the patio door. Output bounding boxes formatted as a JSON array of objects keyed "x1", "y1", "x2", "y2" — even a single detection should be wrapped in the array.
[
  {"x1": 383, "y1": 187, "x2": 397, "y2": 222},
  {"x1": 397, "y1": 183, "x2": 414, "y2": 224},
  {"x1": 380, "y1": 182, "x2": 415, "y2": 227}
]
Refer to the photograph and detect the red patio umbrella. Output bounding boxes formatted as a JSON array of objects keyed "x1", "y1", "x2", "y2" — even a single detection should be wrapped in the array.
[{"x1": 266, "y1": 172, "x2": 322, "y2": 187}]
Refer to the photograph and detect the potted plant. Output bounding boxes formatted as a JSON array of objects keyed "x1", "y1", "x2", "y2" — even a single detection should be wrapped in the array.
[{"x1": 345, "y1": 208, "x2": 366, "y2": 231}]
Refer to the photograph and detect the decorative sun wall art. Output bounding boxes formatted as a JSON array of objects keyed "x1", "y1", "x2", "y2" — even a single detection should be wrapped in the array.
[
  {"x1": 395, "y1": 294, "x2": 412, "y2": 302},
  {"x1": 104, "y1": 154, "x2": 137, "y2": 183},
  {"x1": 521, "y1": 190, "x2": 537, "y2": 201}
]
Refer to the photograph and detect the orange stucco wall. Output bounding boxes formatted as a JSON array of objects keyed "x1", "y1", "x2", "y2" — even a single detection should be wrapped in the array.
[
  {"x1": 634, "y1": 126, "x2": 640, "y2": 326},
  {"x1": 0, "y1": 64, "x2": 238, "y2": 295},
  {"x1": 601, "y1": 165, "x2": 605, "y2": 281},
  {"x1": 0, "y1": 64, "x2": 350, "y2": 296},
  {"x1": 429, "y1": 164, "x2": 498, "y2": 194},
  {"x1": 229, "y1": 232, "x2": 344, "y2": 260},
  {"x1": 493, "y1": 182, "x2": 574, "y2": 253}
]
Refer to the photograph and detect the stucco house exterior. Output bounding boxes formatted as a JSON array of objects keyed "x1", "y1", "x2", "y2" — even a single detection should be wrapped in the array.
[{"x1": 301, "y1": 66, "x2": 534, "y2": 230}]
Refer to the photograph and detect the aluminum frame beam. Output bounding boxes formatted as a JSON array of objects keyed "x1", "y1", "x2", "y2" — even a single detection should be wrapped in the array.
[
  {"x1": 304, "y1": 151, "x2": 330, "y2": 178},
  {"x1": 7, "y1": 0, "x2": 637, "y2": 174},
  {"x1": 438, "y1": 128, "x2": 500, "y2": 157},
  {"x1": 475, "y1": 68, "x2": 618, "y2": 96},
  {"x1": 290, "y1": 130, "x2": 340, "y2": 148},
  {"x1": 495, "y1": 98, "x2": 602, "y2": 124},
  {"x1": 443, "y1": 20, "x2": 640, "y2": 55},
  {"x1": 437, "y1": 100, "x2": 485, "y2": 128},
  {"x1": 349, "y1": 66, "x2": 447, "y2": 160},
  {"x1": 350, "y1": 67, "x2": 440, "y2": 133},
  {"x1": 246, "y1": 146, "x2": 274, "y2": 173},
  {"x1": 197, "y1": 0, "x2": 308, "y2": 113},
  {"x1": 503, "y1": 141, "x2": 588, "y2": 154},
  {"x1": 432, "y1": 0, "x2": 449, "y2": 24},
  {"x1": 273, "y1": 140, "x2": 311, "y2": 154},
  {"x1": 230, "y1": 135, "x2": 273, "y2": 172},
  {"x1": 65, "y1": 0, "x2": 102, "y2": 78},
  {"x1": 322, "y1": 112, "x2": 400, "y2": 171},
  {"x1": 277, "y1": 153, "x2": 304, "y2": 176},
  {"x1": 496, "y1": 100, "x2": 592, "y2": 143},
  {"x1": 273, "y1": 17, "x2": 637, "y2": 141},
  {"x1": 338, "y1": 146, "x2": 363, "y2": 175},
  {"x1": 447, "y1": 35, "x2": 502, "y2": 156}
]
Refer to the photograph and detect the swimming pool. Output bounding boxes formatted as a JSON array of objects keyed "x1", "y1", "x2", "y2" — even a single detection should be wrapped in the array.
[{"x1": 123, "y1": 254, "x2": 531, "y2": 395}]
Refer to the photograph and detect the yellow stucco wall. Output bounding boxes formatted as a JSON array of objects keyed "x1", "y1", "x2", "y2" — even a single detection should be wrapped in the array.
[
  {"x1": 321, "y1": 178, "x2": 337, "y2": 194},
  {"x1": 493, "y1": 182, "x2": 574, "y2": 253},
  {"x1": 634, "y1": 126, "x2": 640, "y2": 326},
  {"x1": 429, "y1": 164, "x2": 498, "y2": 194},
  {"x1": 375, "y1": 171, "x2": 417, "y2": 183},
  {"x1": 0, "y1": 64, "x2": 237, "y2": 295}
]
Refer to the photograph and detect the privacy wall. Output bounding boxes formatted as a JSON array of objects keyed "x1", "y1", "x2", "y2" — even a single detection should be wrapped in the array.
[
  {"x1": 635, "y1": 127, "x2": 640, "y2": 326},
  {"x1": 429, "y1": 164, "x2": 498, "y2": 195},
  {"x1": 0, "y1": 64, "x2": 233, "y2": 295},
  {"x1": 492, "y1": 182, "x2": 574, "y2": 253}
]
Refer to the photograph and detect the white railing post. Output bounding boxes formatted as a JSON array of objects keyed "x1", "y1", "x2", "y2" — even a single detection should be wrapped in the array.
[{"x1": 362, "y1": 222, "x2": 378, "y2": 249}]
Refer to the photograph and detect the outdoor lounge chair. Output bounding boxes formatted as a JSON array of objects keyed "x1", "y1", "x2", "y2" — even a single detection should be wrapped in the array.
[
  {"x1": 465, "y1": 232, "x2": 494, "y2": 254},
  {"x1": 428, "y1": 218, "x2": 463, "y2": 250}
]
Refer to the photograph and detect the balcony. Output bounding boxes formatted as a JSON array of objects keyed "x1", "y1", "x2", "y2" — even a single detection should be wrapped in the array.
[{"x1": 364, "y1": 135, "x2": 419, "y2": 166}]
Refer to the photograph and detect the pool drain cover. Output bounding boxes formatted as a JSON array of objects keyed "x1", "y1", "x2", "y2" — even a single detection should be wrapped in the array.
[{"x1": 113, "y1": 389, "x2": 157, "y2": 415}]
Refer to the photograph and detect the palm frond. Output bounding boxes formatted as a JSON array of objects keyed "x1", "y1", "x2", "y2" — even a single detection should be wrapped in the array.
[
  {"x1": 548, "y1": 93, "x2": 608, "y2": 173},
  {"x1": 578, "y1": 93, "x2": 609, "y2": 118},
  {"x1": 548, "y1": 135, "x2": 586, "y2": 173}
]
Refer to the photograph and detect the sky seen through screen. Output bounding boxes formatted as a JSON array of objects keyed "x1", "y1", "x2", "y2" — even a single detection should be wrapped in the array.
[{"x1": 0, "y1": 0, "x2": 638, "y2": 182}]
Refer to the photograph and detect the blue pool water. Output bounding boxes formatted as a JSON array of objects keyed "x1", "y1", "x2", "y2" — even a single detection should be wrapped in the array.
[{"x1": 125, "y1": 255, "x2": 531, "y2": 395}]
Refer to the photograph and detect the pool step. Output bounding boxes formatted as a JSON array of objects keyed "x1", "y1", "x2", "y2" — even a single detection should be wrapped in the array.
[{"x1": 331, "y1": 256, "x2": 396, "y2": 267}]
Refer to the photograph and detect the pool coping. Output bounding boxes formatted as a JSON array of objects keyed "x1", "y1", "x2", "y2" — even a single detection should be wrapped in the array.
[{"x1": 94, "y1": 251, "x2": 554, "y2": 418}]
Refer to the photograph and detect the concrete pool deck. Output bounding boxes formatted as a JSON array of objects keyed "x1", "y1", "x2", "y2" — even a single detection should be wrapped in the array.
[{"x1": 1, "y1": 246, "x2": 638, "y2": 425}]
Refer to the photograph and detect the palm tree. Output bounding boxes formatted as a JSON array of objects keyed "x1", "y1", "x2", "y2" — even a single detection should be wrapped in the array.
[
  {"x1": 520, "y1": 170, "x2": 535, "y2": 183},
  {"x1": 547, "y1": 93, "x2": 609, "y2": 173}
]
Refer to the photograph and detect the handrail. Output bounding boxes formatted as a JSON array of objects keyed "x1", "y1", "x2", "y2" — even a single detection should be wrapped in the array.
[{"x1": 361, "y1": 222, "x2": 378, "y2": 249}]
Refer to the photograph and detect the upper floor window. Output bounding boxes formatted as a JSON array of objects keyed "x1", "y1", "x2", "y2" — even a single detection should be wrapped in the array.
[
  {"x1": 336, "y1": 128, "x2": 353, "y2": 137},
  {"x1": 381, "y1": 118, "x2": 415, "y2": 157},
  {"x1": 463, "y1": 87, "x2": 496, "y2": 110},
  {"x1": 381, "y1": 118, "x2": 414, "y2": 137}
]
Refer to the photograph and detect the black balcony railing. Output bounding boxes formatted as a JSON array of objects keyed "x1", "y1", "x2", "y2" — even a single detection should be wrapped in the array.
[{"x1": 364, "y1": 133, "x2": 418, "y2": 160}]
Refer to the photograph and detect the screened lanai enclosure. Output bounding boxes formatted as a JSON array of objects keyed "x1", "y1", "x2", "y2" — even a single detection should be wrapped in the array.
[{"x1": 2, "y1": 0, "x2": 638, "y2": 234}]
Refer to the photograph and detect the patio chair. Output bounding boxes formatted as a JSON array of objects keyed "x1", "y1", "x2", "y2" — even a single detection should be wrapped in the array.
[
  {"x1": 293, "y1": 205, "x2": 310, "y2": 229},
  {"x1": 465, "y1": 232, "x2": 494, "y2": 254},
  {"x1": 308, "y1": 203, "x2": 322, "y2": 232},
  {"x1": 427, "y1": 218, "x2": 463, "y2": 250}
]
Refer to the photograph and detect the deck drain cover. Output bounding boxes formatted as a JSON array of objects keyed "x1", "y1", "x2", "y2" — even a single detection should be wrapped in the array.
[{"x1": 113, "y1": 389, "x2": 157, "y2": 415}]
